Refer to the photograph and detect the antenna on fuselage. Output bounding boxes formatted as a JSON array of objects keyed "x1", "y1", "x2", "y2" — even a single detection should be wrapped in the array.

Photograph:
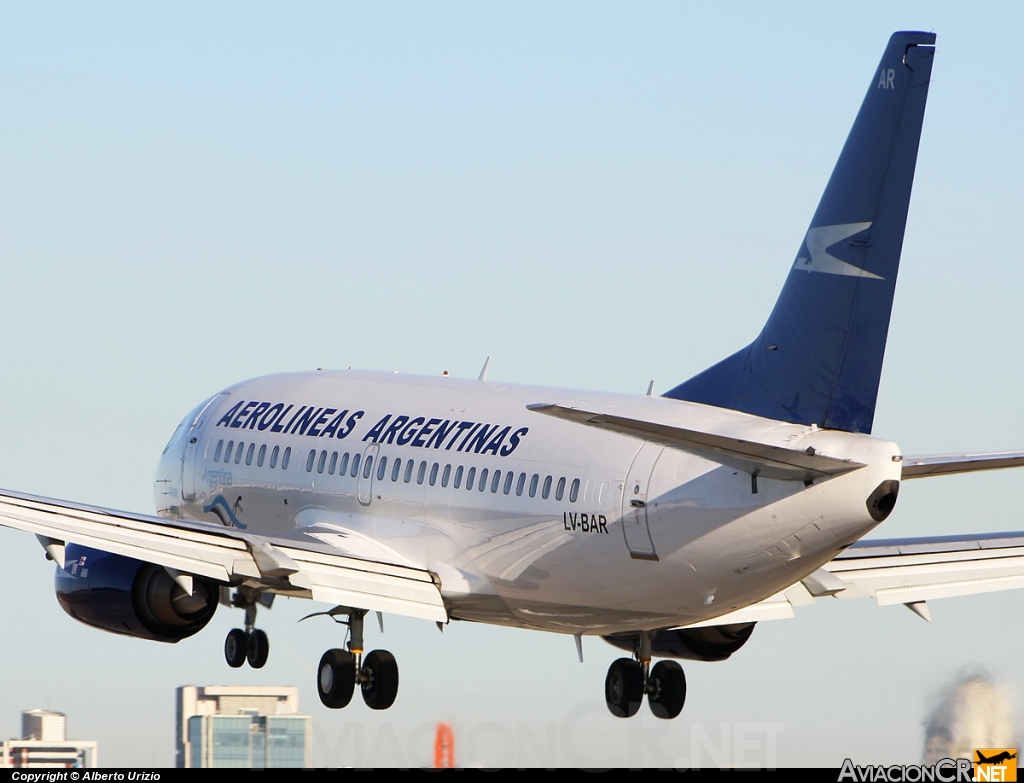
[
  {"x1": 646, "y1": 380, "x2": 654, "y2": 397},
  {"x1": 478, "y1": 356, "x2": 491, "y2": 382}
]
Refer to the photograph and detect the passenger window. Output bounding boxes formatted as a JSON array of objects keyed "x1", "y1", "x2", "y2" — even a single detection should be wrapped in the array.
[
  {"x1": 235, "y1": 442, "x2": 245, "y2": 464},
  {"x1": 569, "y1": 478, "x2": 580, "y2": 503},
  {"x1": 339, "y1": 453, "x2": 349, "y2": 475},
  {"x1": 363, "y1": 455, "x2": 374, "y2": 479},
  {"x1": 429, "y1": 463, "x2": 439, "y2": 486},
  {"x1": 583, "y1": 480, "x2": 593, "y2": 503},
  {"x1": 214, "y1": 440, "x2": 224, "y2": 462},
  {"x1": 224, "y1": 441, "x2": 234, "y2": 463},
  {"x1": 270, "y1": 445, "x2": 279, "y2": 469},
  {"x1": 466, "y1": 466, "x2": 476, "y2": 490},
  {"x1": 392, "y1": 458, "x2": 402, "y2": 482},
  {"x1": 350, "y1": 453, "x2": 361, "y2": 477},
  {"x1": 491, "y1": 470, "x2": 501, "y2": 493},
  {"x1": 246, "y1": 443, "x2": 255, "y2": 466},
  {"x1": 529, "y1": 474, "x2": 539, "y2": 498},
  {"x1": 328, "y1": 452, "x2": 338, "y2": 474},
  {"x1": 441, "y1": 464, "x2": 451, "y2": 487},
  {"x1": 282, "y1": 447, "x2": 291, "y2": 470},
  {"x1": 257, "y1": 444, "x2": 266, "y2": 467},
  {"x1": 417, "y1": 461, "x2": 427, "y2": 484},
  {"x1": 516, "y1": 473, "x2": 526, "y2": 496},
  {"x1": 598, "y1": 481, "x2": 609, "y2": 504},
  {"x1": 503, "y1": 472, "x2": 514, "y2": 495},
  {"x1": 306, "y1": 450, "x2": 316, "y2": 473},
  {"x1": 377, "y1": 456, "x2": 388, "y2": 481},
  {"x1": 542, "y1": 475, "x2": 552, "y2": 499},
  {"x1": 556, "y1": 477, "x2": 566, "y2": 501},
  {"x1": 317, "y1": 450, "x2": 327, "y2": 474},
  {"x1": 478, "y1": 468, "x2": 488, "y2": 491},
  {"x1": 404, "y1": 460, "x2": 414, "y2": 483},
  {"x1": 453, "y1": 465, "x2": 463, "y2": 489}
]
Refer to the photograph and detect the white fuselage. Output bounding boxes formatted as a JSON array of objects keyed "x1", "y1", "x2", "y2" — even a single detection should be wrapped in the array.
[{"x1": 154, "y1": 370, "x2": 901, "y2": 636}]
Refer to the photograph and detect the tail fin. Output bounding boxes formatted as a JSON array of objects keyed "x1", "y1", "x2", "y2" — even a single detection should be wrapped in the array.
[{"x1": 664, "y1": 32, "x2": 936, "y2": 434}]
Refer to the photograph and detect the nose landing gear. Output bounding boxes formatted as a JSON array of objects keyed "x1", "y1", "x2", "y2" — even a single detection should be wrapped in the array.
[
  {"x1": 316, "y1": 609, "x2": 399, "y2": 711},
  {"x1": 604, "y1": 631, "x2": 687, "y2": 719},
  {"x1": 223, "y1": 588, "x2": 272, "y2": 669}
]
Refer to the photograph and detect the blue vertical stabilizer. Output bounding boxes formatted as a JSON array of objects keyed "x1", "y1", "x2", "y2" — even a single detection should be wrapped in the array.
[{"x1": 664, "y1": 32, "x2": 936, "y2": 434}]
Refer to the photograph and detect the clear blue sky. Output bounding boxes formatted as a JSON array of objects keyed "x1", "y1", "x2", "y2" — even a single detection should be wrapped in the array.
[{"x1": 1, "y1": 1, "x2": 1022, "y2": 767}]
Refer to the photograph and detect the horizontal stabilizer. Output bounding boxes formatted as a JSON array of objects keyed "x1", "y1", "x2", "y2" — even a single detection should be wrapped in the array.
[
  {"x1": 901, "y1": 451, "x2": 1024, "y2": 479},
  {"x1": 526, "y1": 403, "x2": 863, "y2": 482}
]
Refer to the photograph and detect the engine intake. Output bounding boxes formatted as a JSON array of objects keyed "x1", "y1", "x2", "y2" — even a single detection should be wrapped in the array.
[
  {"x1": 603, "y1": 622, "x2": 755, "y2": 662},
  {"x1": 56, "y1": 545, "x2": 218, "y2": 643}
]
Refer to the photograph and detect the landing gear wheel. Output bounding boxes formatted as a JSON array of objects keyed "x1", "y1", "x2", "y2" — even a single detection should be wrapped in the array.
[
  {"x1": 224, "y1": 628, "x2": 247, "y2": 668},
  {"x1": 605, "y1": 658, "x2": 644, "y2": 718},
  {"x1": 247, "y1": 629, "x2": 270, "y2": 669},
  {"x1": 318, "y1": 649, "x2": 356, "y2": 709},
  {"x1": 647, "y1": 660, "x2": 686, "y2": 719},
  {"x1": 361, "y1": 649, "x2": 399, "y2": 710}
]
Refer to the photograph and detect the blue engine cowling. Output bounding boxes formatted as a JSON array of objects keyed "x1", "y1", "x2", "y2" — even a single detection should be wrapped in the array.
[{"x1": 56, "y1": 544, "x2": 219, "y2": 643}]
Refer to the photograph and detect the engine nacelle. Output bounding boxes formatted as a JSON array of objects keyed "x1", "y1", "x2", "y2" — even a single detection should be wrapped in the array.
[
  {"x1": 55, "y1": 545, "x2": 218, "y2": 643},
  {"x1": 602, "y1": 622, "x2": 755, "y2": 662}
]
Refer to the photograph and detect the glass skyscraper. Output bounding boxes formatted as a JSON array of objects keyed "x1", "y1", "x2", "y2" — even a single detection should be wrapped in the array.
[{"x1": 177, "y1": 686, "x2": 311, "y2": 768}]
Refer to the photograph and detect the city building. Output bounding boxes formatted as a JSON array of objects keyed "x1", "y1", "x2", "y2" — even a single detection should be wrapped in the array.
[
  {"x1": 176, "y1": 685, "x2": 311, "y2": 768},
  {"x1": 0, "y1": 710, "x2": 98, "y2": 768}
]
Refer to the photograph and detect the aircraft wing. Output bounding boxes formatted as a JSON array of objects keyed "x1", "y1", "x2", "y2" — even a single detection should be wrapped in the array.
[
  {"x1": 0, "y1": 488, "x2": 447, "y2": 623},
  {"x1": 901, "y1": 451, "x2": 1024, "y2": 479},
  {"x1": 680, "y1": 531, "x2": 1024, "y2": 628},
  {"x1": 527, "y1": 403, "x2": 863, "y2": 481}
]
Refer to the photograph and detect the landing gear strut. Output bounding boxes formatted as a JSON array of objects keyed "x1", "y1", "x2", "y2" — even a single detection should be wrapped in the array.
[
  {"x1": 604, "y1": 631, "x2": 686, "y2": 719},
  {"x1": 316, "y1": 608, "x2": 399, "y2": 711},
  {"x1": 223, "y1": 588, "x2": 271, "y2": 669}
]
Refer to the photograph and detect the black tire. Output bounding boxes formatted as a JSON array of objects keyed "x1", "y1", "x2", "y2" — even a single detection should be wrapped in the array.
[
  {"x1": 361, "y1": 649, "x2": 399, "y2": 710},
  {"x1": 605, "y1": 658, "x2": 644, "y2": 718},
  {"x1": 224, "y1": 628, "x2": 247, "y2": 668},
  {"x1": 318, "y1": 649, "x2": 356, "y2": 709},
  {"x1": 247, "y1": 629, "x2": 270, "y2": 669},
  {"x1": 648, "y1": 660, "x2": 687, "y2": 719}
]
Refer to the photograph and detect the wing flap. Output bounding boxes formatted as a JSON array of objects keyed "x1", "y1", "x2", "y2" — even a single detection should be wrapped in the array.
[
  {"x1": 676, "y1": 532, "x2": 1024, "y2": 628},
  {"x1": 527, "y1": 403, "x2": 863, "y2": 481},
  {"x1": 0, "y1": 489, "x2": 447, "y2": 623}
]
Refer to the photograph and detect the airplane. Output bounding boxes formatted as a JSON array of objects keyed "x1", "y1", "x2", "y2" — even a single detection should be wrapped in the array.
[
  {"x1": 976, "y1": 752, "x2": 1017, "y2": 766},
  {"x1": 3, "y1": 30, "x2": 1024, "y2": 722}
]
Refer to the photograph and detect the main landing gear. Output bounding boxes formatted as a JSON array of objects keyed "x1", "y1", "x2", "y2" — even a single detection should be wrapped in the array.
[
  {"x1": 224, "y1": 588, "x2": 272, "y2": 669},
  {"x1": 605, "y1": 631, "x2": 686, "y2": 719},
  {"x1": 317, "y1": 609, "x2": 399, "y2": 711}
]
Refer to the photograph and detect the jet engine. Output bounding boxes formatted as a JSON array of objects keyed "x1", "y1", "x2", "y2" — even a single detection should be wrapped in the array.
[
  {"x1": 55, "y1": 544, "x2": 218, "y2": 643},
  {"x1": 602, "y1": 622, "x2": 755, "y2": 662}
]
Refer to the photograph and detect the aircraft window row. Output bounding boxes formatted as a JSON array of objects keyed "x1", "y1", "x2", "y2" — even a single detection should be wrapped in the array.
[
  {"x1": 299, "y1": 449, "x2": 583, "y2": 503},
  {"x1": 214, "y1": 440, "x2": 291, "y2": 470},
  {"x1": 213, "y1": 440, "x2": 584, "y2": 503}
]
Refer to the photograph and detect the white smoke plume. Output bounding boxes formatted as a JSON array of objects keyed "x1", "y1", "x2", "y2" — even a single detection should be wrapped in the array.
[{"x1": 923, "y1": 671, "x2": 1017, "y2": 764}]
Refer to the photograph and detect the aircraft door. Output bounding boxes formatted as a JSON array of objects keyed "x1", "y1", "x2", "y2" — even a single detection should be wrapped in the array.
[
  {"x1": 621, "y1": 442, "x2": 662, "y2": 561},
  {"x1": 357, "y1": 444, "x2": 379, "y2": 506},
  {"x1": 181, "y1": 393, "x2": 228, "y2": 503}
]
